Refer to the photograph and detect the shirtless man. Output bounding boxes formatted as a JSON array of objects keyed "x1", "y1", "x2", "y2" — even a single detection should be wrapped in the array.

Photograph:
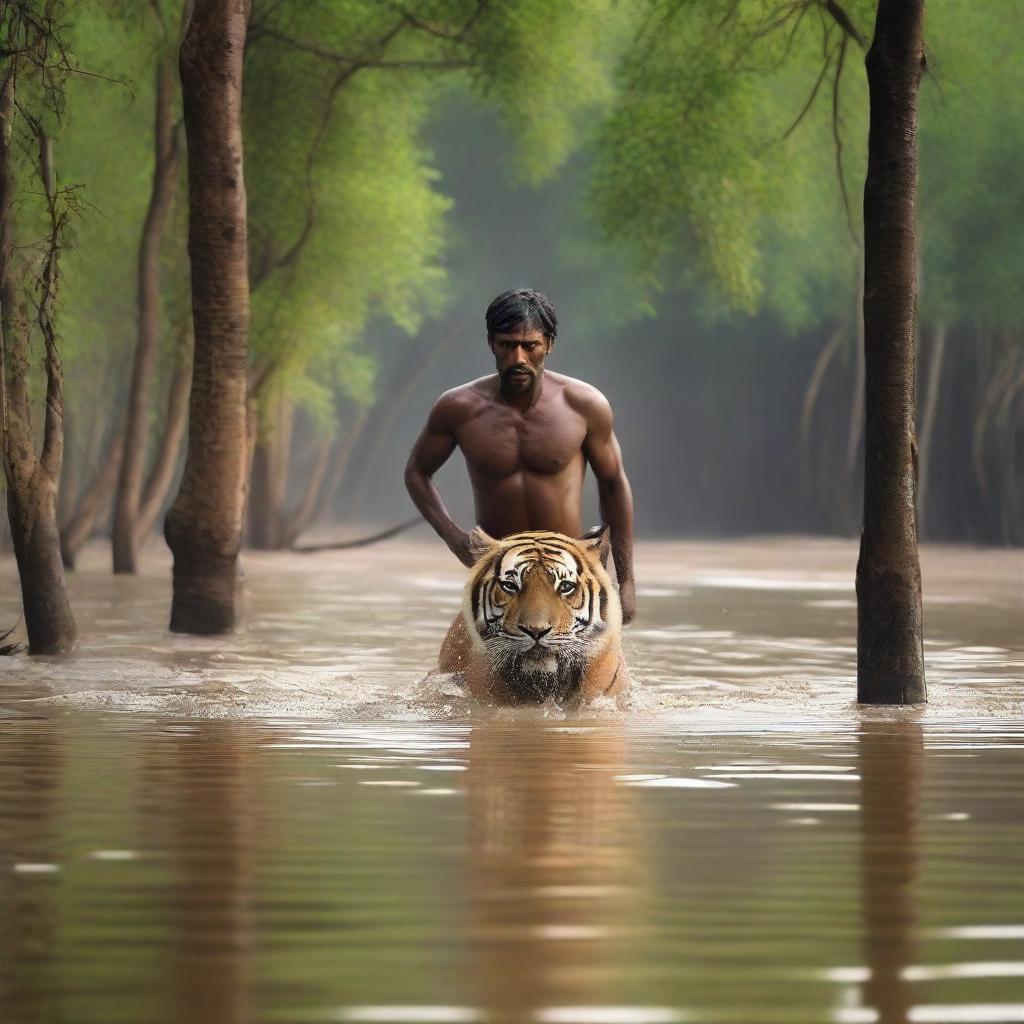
[{"x1": 404, "y1": 288, "x2": 636, "y2": 624}]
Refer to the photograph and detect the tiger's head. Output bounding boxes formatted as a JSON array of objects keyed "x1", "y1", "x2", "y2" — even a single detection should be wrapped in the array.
[{"x1": 462, "y1": 528, "x2": 621, "y2": 702}]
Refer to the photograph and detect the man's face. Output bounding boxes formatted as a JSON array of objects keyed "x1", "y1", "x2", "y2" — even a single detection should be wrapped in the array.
[{"x1": 490, "y1": 327, "x2": 551, "y2": 394}]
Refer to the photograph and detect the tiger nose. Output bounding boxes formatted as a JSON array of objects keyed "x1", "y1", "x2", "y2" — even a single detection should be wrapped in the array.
[{"x1": 519, "y1": 624, "x2": 551, "y2": 642}]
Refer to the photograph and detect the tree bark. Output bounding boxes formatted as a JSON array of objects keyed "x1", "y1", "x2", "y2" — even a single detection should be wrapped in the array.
[
  {"x1": 0, "y1": 82, "x2": 77, "y2": 654},
  {"x1": 165, "y1": 0, "x2": 252, "y2": 635},
  {"x1": 856, "y1": 0, "x2": 927, "y2": 704},
  {"x1": 112, "y1": 56, "x2": 182, "y2": 574}
]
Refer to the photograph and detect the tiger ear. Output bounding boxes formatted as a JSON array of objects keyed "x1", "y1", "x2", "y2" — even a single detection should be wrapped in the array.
[
  {"x1": 467, "y1": 526, "x2": 499, "y2": 562},
  {"x1": 578, "y1": 525, "x2": 610, "y2": 566}
]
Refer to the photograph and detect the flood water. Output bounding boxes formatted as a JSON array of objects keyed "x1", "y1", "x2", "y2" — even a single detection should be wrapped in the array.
[{"x1": 1, "y1": 538, "x2": 1022, "y2": 1024}]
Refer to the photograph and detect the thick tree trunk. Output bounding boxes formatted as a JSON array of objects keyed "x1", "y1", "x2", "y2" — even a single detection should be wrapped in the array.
[
  {"x1": 8, "y1": 479, "x2": 77, "y2": 653},
  {"x1": 165, "y1": 0, "x2": 252, "y2": 635},
  {"x1": 856, "y1": 0, "x2": 926, "y2": 704},
  {"x1": 59, "y1": 434, "x2": 124, "y2": 569},
  {"x1": 0, "y1": 82, "x2": 76, "y2": 654},
  {"x1": 135, "y1": 330, "x2": 193, "y2": 543},
  {"x1": 112, "y1": 57, "x2": 181, "y2": 575}
]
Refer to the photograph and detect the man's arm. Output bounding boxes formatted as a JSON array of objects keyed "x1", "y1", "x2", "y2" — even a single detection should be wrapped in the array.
[
  {"x1": 580, "y1": 389, "x2": 637, "y2": 624},
  {"x1": 404, "y1": 393, "x2": 475, "y2": 567}
]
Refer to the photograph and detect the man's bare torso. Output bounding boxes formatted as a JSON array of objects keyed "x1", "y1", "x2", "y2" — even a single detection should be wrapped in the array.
[{"x1": 445, "y1": 371, "x2": 597, "y2": 537}]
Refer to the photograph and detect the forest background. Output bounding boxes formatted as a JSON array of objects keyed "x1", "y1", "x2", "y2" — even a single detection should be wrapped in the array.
[{"x1": 1, "y1": 0, "x2": 1020, "y2": 571}]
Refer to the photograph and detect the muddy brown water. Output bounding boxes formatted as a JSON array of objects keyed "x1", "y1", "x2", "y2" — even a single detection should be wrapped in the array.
[{"x1": 0, "y1": 538, "x2": 1022, "y2": 1024}]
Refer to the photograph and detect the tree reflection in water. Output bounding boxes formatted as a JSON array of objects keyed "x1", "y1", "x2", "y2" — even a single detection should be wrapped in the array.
[{"x1": 858, "y1": 720, "x2": 923, "y2": 1024}]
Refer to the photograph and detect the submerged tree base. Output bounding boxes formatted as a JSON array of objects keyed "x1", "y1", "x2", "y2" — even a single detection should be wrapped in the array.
[
  {"x1": 167, "y1": 543, "x2": 238, "y2": 635},
  {"x1": 856, "y1": 539, "x2": 926, "y2": 705}
]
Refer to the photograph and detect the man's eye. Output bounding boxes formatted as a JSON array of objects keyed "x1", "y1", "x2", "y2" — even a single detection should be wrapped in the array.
[
  {"x1": 558, "y1": 580, "x2": 576, "y2": 594},
  {"x1": 499, "y1": 580, "x2": 519, "y2": 594}
]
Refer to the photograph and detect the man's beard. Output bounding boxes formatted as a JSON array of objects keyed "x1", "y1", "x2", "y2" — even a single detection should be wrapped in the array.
[{"x1": 500, "y1": 365, "x2": 537, "y2": 394}]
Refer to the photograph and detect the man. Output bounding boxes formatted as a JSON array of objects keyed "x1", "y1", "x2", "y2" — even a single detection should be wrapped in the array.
[{"x1": 404, "y1": 288, "x2": 636, "y2": 624}]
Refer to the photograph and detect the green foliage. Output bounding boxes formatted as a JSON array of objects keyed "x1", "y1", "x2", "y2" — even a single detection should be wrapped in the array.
[
  {"x1": 919, "y1": 0, "x2": 1024, "y2": 331},
  {"x1": 589, "y1": 0, "x2": 877, "y2": 331},
  {"x1": 245, "y1": 1, "x2": 456, "y2": 428},
  {"x1": 460, "y1": 0, "x2": 632, "y2": 184},
  {"x1": 588, "y1": 0, "x2": 1024, "y2": 339}
]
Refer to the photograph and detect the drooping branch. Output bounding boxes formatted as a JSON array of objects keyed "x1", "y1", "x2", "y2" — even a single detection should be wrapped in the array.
[
  {"x1": 821, "y1": 0, "x2": 867, "y2": 49},
  {"x1": 247, "y1": 25, "x2": 471, "y2": 70}
]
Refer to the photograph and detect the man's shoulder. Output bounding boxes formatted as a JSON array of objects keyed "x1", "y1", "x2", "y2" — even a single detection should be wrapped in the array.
[
  {"x1": 431, "y1": 376, "x2": 496, "y2": 423},
  {"x1": 551, "y1": 373, "x2": 613, "y2": 421}
]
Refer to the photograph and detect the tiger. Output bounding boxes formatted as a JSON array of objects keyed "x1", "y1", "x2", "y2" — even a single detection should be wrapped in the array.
[{"x1": 438, "y1": 528, "x2": 630, "y2": 705}]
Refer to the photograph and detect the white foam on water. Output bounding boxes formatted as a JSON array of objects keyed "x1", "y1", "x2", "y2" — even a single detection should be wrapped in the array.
[
  {"x1": 333, "y1": 1008, "x2": 482, "y2": 1023},
  {"x1": 907, "y1": 1005, "x2": 1024, "y2": 1023},
  {"x1": 903, "y1": 963, "x2": 1024, "y2": 981}
]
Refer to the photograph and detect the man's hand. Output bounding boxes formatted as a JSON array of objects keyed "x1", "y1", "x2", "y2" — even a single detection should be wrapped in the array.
[
  {"x1": 618, "y1": 579, "x2": 636, "y2": 625},
  {"x1": 448, "y1": 530, "x2": 477, "y2": 568}
]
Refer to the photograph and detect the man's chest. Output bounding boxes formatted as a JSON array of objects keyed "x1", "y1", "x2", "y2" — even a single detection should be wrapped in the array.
[{"x1": 456, "y1": 405, "x2": 587, "y2": 479}]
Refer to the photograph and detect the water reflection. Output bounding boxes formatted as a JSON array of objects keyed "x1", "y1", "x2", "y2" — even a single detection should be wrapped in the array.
[
  {"x1": 0, "y1": 717, "x2": 61, "y2": 1022},
  {"x1": 858, "y1": 721, "x2": 923, "y2": 1024},
  {"x1": 466, "y1": 721, "x2": 636, "y2": 1023},
  {"x1": 171, "y1": 723, "x2": 254, "y2": 1024}
]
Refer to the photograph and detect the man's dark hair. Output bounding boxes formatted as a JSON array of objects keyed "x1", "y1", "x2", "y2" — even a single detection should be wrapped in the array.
[{"x1": 485, "y1": 288, "x2": 558, "y2": 342}]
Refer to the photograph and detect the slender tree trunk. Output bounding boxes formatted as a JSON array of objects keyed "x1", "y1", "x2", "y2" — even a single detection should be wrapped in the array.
[
  {"x1": 343, "y1": 319, "x2": 469, "y2": 521},
  {"x1": 316, "y1": 405, "x2": 371, "y2": 524},
  {"x1": 165, "y1": 0, "x2": 252, "y2": 634},
  {"x1": 917, "y1": 322, "x2": 946, "y2": 538},
  {"x1": 113, "y1": 57, "x2": 182, "y2": 574},
  {"x1": 801, "y1": 321, "x2": 845, "y2": 521},
  {"x1": 247, "y1": 397, "x2": 292, "y2": 550},
  {"x1": 59, "y1": 434, "x2": 124, "y2": 569},
  {"x1": 841, "y1": 271, "x2": 866, "y2": 530},
  {"x1": 856, "y1": 0, "x2": 927, "y2": 704},
  {"x1": 135, "y1": 329, "x2": 193, "y2": 543},
  {"x1": 0, "y1": 86, "x2": 76, "y2": 654},
  {"x1": 283, "y1": 436, "x2": 332, "y2": 547}
]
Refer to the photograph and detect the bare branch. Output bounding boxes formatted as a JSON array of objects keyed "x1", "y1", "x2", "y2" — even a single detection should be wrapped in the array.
[
  {"x1": 779, "y1": 37, "x2": 835, "y2": 142},
  {"x1": 250, "y1": 24, "x2": 471, "y2": 69},
  {"x1": 831, "y1": 33, "x2": 857, "y2": 246}
]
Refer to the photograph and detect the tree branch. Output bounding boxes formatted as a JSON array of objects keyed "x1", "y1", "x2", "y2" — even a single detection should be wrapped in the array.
[
  {"x1": 821, "y1": 0, "x2": 866, "y2": 49},
  {"x1": 250, "y1": 25, "x2": 471, "y2": 69},
  {"x1": 831, "y1": 33, "x2": 857, "y2": 246}
]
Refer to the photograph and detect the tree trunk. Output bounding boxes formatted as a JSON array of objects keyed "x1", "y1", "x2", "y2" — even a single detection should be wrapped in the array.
[
  {"x1": 343, "y1": 319, "x2": 469, "y2": 521},
  {"x1": 59, "y1": 434, "x2": 124, "y2": 569},
  {"x1": 917, "y1": 321, "x2": 946, "y2": 538},
  {"x1": 0, "y1": 82, "x2": 76, "y2": 654},
  {"x1": 247, "y1": 397, "x2": 292, "y2": 550},
  {"x1": 112, "y1": 57, "x2": 182, "y2": 574},
  {"x1": 165, "y1": 0, "x2": 252, "y2": 635},
  {"x1": 135, "y1": 328, "x2": 193, "y2": 544},
  {"x1": 316, "y1": 405, "x2": 371, "y2": 524},
  {"x1": 856, "y1": 0, "x2": 927, "y2": 704},
  {"x1": 283, "y1": 436, "x2": 331, "y2": 547}
]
